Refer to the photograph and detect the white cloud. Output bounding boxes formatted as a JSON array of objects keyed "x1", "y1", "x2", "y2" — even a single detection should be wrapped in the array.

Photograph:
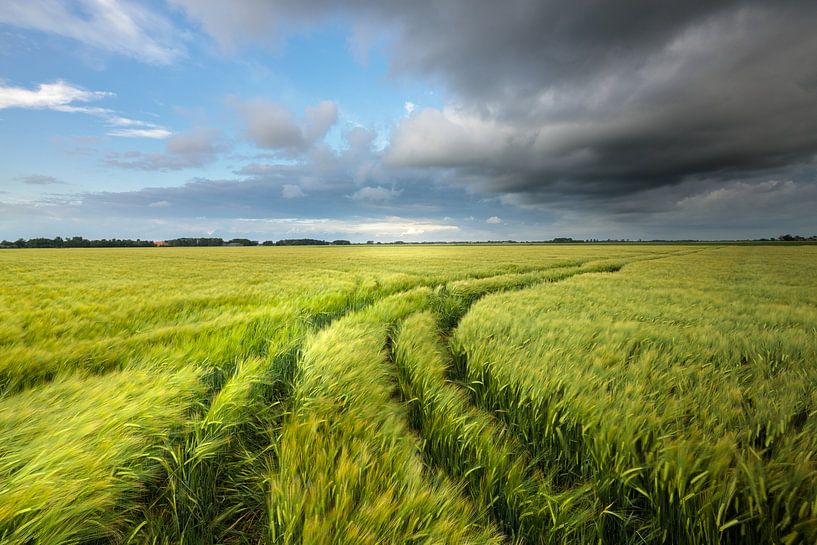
[
  {"x1": 281, "y1": 184, "x2": 306, "y2": 199},
  {"x1": 107, "y1": 115, "x2": 162, "y2": 128},
  {"x1": 148, "y1": 200, "x2": 171, "y2": 208},
  {"x1": 0, "y1": 80, "x2": 171, "y2": 138},
  {"x1": 237, "y1": 216, "x2": 460, "y2": 238},
  {"x1": 387, "y1": 106, "x2": 523, "y2": 168},
  {"x1": 404, "y1": 101, "x2": 415, "y2": 115},
  {"x1": 0, "y1": 0, "x2": 183, "y2": 64},
  {"x1": 349, "y1": 186, "x2": 402, "y2": 202},
  {"x1": 0, "y1": 80, "x2": 110, "y2": 110},
  {"x1": 486, "y1": 215, "x2": 502, "y2": 224},
  {"x1": 108, "y1": 128, "x2": 172, "y2": 139}
]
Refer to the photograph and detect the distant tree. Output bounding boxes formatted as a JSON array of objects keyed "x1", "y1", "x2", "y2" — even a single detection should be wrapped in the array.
[
  {"x1": 777, "y1": 234, "x2": 807, "y2": 242},
  {"x1": 66, "y1": 236, "x2": 90, "y2": 248},
  {"x1": 166, "y1": 237, "x2": 224, "y2": 246},
  {"x1": 227, "y1": 238, "x2": 259, "y2": 246},
  {"x1": 26, "y1": 238, "x2": 55, "y2": 248},
  {"x1": 275, "y1": 239, "x2": 329, "y2": 246},
  {"x1": 331, "y1": 239, "x2": 351, "y2": 245}
]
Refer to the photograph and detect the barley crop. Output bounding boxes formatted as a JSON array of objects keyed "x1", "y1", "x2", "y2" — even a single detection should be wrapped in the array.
[{"x1": 0, "y1": 244, "x2": 814, "y2": 543}]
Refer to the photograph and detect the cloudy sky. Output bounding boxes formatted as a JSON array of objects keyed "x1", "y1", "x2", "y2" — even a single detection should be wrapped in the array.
[{"x1": 1, "y1": 0, "x2": 816, "y2": 241}]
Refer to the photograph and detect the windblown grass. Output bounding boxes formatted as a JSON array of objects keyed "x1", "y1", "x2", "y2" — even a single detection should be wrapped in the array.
[
  {"x1": 453, "y1": 246, "x2": 817, "y2": 543},
  {"x1": 394, "y1": 312, "x2": 599, "y2": 544},
  {"x1": 265, "y1": 288, "x2": 502, "y2": 544},
  {"x1": 0, "y1": 367, "x2": 202, "y2": 544},
  {"x1": 0, "y1": 245, "x2": 663, "y2": 394},
  {"x1": 1, "y1": 244, "x2": 814, "y2": 543}
]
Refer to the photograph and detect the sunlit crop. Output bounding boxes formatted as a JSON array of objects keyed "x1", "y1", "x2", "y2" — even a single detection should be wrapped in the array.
[{"x1": 1, "y1": 244, "x2": 814, "y2": 544}]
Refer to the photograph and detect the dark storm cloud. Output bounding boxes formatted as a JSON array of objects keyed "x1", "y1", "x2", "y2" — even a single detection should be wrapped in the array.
[
  {"x1": 382, "y1": 0, "x2": 817, "y2": 202},
  {"x1": 175, "y1": 0, "x2": 817, "y2": 211}
]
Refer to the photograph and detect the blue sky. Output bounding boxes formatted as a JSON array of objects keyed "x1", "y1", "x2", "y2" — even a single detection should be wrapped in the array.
[{"x1": 1, "y1": 1, "x2": 816, "y2": 241}]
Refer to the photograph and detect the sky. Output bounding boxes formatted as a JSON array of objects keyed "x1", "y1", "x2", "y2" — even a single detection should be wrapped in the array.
[{"x1": 1, "y1": 0, "x2": 816, "y2": 242}]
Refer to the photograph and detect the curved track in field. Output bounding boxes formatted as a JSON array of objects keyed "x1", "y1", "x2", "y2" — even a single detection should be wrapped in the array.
[
  {"x1": 126, "y1": 254, "x2": 656, "y2": 544},
  {"x1": 231, "y1": 252, "x2": 705, "y2": 544}
]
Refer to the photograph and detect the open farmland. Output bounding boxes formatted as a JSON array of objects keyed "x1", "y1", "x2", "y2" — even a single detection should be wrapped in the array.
[{"x1": 0, "y1": 245, "x2": 815, "y2": 544}]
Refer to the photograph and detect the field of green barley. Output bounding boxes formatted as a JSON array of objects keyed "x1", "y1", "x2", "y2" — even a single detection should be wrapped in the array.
[{"x1": 0, "y1": 244, "x2": 815, "y2": 544}]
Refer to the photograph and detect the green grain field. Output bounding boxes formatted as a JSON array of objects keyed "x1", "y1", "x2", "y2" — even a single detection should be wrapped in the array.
[{"x1": 1, "y1": 245, "x2": 815, "y2": 544}]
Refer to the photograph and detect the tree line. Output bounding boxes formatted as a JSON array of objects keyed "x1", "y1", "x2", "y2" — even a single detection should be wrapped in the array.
[
  {"x1": 0, "y1": 236, "x2": 155, "y2": 248},
  {"x1": 0, "y1": 236, "x2": 353, "y2": 248}
]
